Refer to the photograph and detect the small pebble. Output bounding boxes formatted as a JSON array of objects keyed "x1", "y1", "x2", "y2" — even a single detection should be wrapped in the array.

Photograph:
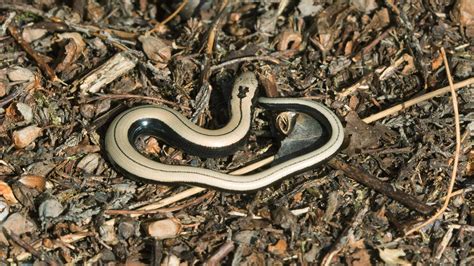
[
  {"x1": 118, "y1": 220, "x2": 136, "y2": 239},
  {"x1": 15, "y1": 103, "x2": 33, "y2": 123},
  {"x1": 7, "y1": 67, "x2": 34, "y2": 82},
  {"x1": 147, "y1": 219, "x2": 182, "y2": 240},
  {"x1": 22, "y1": 28, "x2": 47, "y2": 43}
]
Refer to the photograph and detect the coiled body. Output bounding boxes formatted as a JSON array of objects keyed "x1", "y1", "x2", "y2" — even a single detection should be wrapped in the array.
[{"x1": 105, "y1": 72, "x2": 344, "y2": 191}]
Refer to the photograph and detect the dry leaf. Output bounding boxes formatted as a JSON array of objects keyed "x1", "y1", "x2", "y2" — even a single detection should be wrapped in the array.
[
  {"x1": 432, "y1": 53, "x2": 444, "y2": 70},
  {"x1": 365, "y1": 8, "x2": 390, "y2": 32},
  {"x1": 145, "y1": 137, "x2": 161, "y2": 154},
  {"x1": 276, "y1": 30, "x2": 302, "y2": 51},
  {"x1": 293, "y1": 191, "x2": 303, "y2": 202},
  {"x1": 344, "y1": 111, "x2": 381, "y2": 154},
  {"x1": 268, "y1": 239, "x2": 287, "y2": 255},
  {"x1": 19, "y1": 175, "x2": 46, "y2": 191},
  {"x1": 0, "y1": 181, "x2": 18, "y2": 204},
  {"x1": 0, "y1": 71, "x2": 7, "y2": 97},
  {"x1": 401, "y1": 54, "x2": 415, "y2": 75},
  {"x1": 86, "y1": 0, "x2": 105, "y2": 22},
  {"x1": 0, "y1": 213, "x2": 36, "y2": 244},
  {"x1": 378, "y1": 248, "x2": 410, "y2": 266},
  {"x1": 0, "y1": 200, "x2": 9, "y2": 222},
  {"x1": 139, "y1": 36, "x2": 172, "y2": 68},
  {"x1": 54, "y1": 33, "x2": 86, "y2": 73},
  {"x1": 12, "y1": 125, "x2": 42, "y2": 149}
]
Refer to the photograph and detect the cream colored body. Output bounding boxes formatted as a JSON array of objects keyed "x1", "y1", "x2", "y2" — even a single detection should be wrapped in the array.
[{"x1": 105, "y1": 73, "x2": 344, "y2": 191}]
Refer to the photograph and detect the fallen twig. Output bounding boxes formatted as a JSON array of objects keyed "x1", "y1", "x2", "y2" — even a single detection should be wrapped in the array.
[
  {"x1": 362, "y1": 77, "x2": 474, "y2": 124},
  {"x1": 3, "y1": 228, "x2": 59, "y2": 265},
  {"x1": 148, "y1": 0, "x2": 189, "y2": 35},
  {"x1": 206, "y1": 241, "x2": 235, "y2": 266},
  {"x1": 84, "y1": 93, "x2": 187, "y2": 109},
  {"x1": 328, "y1": 157, "x2": 435, "y2": 215},
  {"x1": 17, "y1": 231, "x2": 94, "y2": 261},
  {"x1": 104, "y1": 190, "x2": 215, "y2": 215}
]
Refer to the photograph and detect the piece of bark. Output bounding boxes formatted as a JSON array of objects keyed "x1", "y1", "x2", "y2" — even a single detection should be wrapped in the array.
[{"x1": 76, "y1": 51, "x2": 138, "y2": 94}]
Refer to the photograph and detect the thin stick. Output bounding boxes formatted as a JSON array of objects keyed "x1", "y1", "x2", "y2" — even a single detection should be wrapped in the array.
[
  {"x1": 84, "y1": 93, "x2": 188, "y2": 110},
  {"x1": 362, "y1": 77, "x2": 474, "y2": 124},
  {"x1": 328, "y1": 157, "x2": 434, "y2": 214},
  {"x1": 148, "y1": 0, "x2": 189, "y2": 34},
  {"x1": 127, "y1": 155, "x2": 275, "y2": 218},
  {"x1": 206, "y1": 241, "x2": 235, "y2": 266},
  {"x1": 210, "y1": 56, "x2": 280, "y2": 72},
  {"x1": 104, "y1": 190, "x2": 214, "y2": 215},
  {"x1": 404, "y1": 47, "x2": 461, "y2": 236}
]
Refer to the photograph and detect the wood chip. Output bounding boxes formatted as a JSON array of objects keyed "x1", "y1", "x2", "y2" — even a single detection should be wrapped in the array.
[
  {"x1": 147, "y1": 219, "x2": 182, "y2": 240},
  {"x1": 76, "y1": 51, "x2": 138, "y2": 94},
  {"x1": 12, "y1": 125, "x2": 42, "y2": 149}
]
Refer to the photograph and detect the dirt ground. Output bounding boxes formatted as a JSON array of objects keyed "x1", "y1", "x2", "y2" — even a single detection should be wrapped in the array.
[{"x1": 0, "y1": 0, "x2": 473, "y2": 264}]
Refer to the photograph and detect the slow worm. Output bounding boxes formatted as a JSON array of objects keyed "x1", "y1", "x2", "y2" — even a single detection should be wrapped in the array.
[{"x1": 105, "y1": 72, "x2": 344, "y2": 191}]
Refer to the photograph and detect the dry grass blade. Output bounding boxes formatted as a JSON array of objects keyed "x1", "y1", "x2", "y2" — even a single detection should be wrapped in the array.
[
  {"x1": 404, "y1": 47, "x2": 461, "y2": 236},
  {"x1": 147, "y1": 0, "x2": 189, "y2": 34},
  {"x1": 362, "y1": 77, "x2": 474, "y2": 124}
]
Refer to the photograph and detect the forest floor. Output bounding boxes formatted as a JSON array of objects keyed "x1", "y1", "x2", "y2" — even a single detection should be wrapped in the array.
[{"x1": 0, "y1": 0, "x2": 473, "y2": 264}]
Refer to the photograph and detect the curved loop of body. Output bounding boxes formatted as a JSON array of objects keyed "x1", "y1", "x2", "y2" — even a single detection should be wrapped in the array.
[{"x1": 105, "y1": 72, "x2": 344, "y2": 191}]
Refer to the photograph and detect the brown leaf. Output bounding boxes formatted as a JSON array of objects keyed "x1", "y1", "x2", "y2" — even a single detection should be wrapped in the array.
[
  {"x1": 86, "y1": 0, "x2": 105, "y2": 22},
  {"x1": 19, "y1": 175, "x2": 46, "y2": 192},
  {"x1": 0, "y1": 181, "x2": 18, "y2": 204},
  {"x1": 0, "y1": 71, "x2": 7, "y2": 97},
  {"x1": 145, "y1": 137, "x2": 161, "y2": 154},
  {"x1": 432, "y1": 53, "x2": 444, "y2": 70},
  {"x1": 258, "y1": 69, "x2": 278, "y2": 98},
  {"x1": 7, "y1": 67, "x2": 35, "y2": 82},
  {"x1": 12, "y1": 125, "x2": 42, "y2": 149},
  {"x1": 139, "y1": 35, "x2": 172, "y2": 67},
  {"x1": 276, "y1": 30, "x2": 302, "y2": 52},
  {"x1": 0, "y1": 213, "x2": 36, "y2": 244},
  {"x1": 54, "y1": 33, "x2": 86, "y2": 73},
  {"x1": 365, "y1": 8, "x2": 390, "y2": 32},
  {"x1": 344, "y1": 111, "x2": 381, "y2": 154},
  {"x1": 268, "y1": 239, "x2": 287, "y2": 256},
  {"x1": 401, "y1": 54, "x2": 415, "y2": 75}
]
